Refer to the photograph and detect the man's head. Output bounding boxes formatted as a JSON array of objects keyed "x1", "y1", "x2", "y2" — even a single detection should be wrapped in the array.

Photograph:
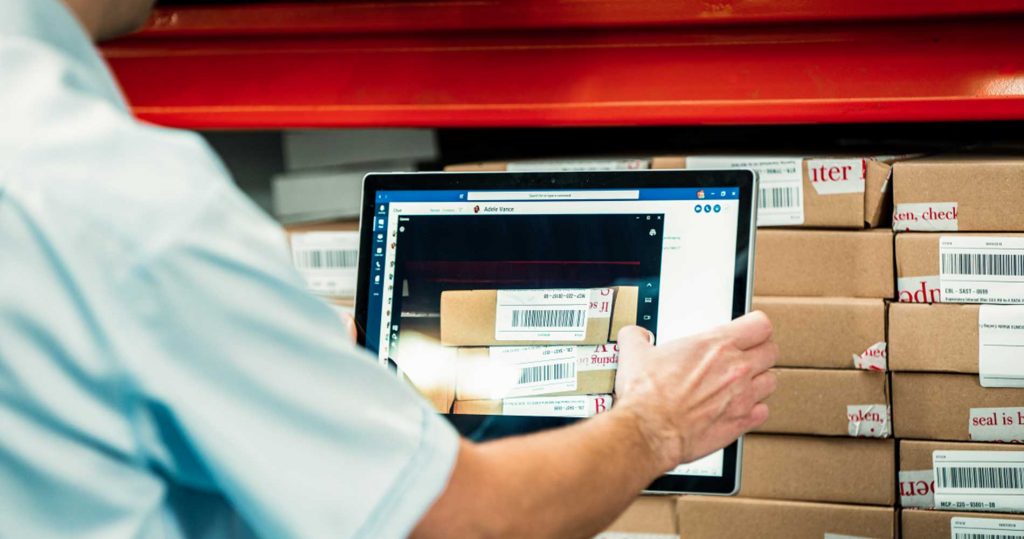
[{"x1": 62, "y1": 0, "x2": 157, "y2": 41}]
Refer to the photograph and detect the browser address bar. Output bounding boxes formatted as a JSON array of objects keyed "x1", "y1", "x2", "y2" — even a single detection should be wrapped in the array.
[{"x1": 466, "y1": 190, "x2": 639, "y2": 201}]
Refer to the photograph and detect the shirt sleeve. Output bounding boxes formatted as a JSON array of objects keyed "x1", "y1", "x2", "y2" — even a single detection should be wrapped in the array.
[{"x1": 115, "y1": 181, "x2": 459, "y2": 539}]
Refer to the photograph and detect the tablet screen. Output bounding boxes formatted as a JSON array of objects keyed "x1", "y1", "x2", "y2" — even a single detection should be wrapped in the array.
[{"x1": 363, "y1": 184, "x2": 741, "y2": 478}]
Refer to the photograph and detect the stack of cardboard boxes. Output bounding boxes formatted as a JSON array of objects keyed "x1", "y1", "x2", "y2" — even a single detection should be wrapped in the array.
[{"x1": 891, "y1": 156, "x2": 1024, "y2": 537}]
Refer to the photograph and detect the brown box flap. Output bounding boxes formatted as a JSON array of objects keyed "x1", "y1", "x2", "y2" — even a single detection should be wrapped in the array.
[
  {"x1": 754, "y1": 296, "x2": 886, "y2": 369},
  {"x1": 677, "y1": 496, "x2": 895, "y2": 539},
  {"x1": 753, "y1": 368, "x2": 890, "y2": 437},
  {"x1": 889, "y1": 302, "x2": 980, "y2": 373}
]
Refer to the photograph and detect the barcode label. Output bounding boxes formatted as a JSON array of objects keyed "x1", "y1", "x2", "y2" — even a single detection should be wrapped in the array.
[
  {"x1": 979, "y1": 305, "x2": 1024, "y2": 388},
  {"x1": 759, "y1": 186, "x2": 801, "y2": 210},
  {"x1": 511, "y1": 309, "x2": 586, "y2": 329},
  {"x1": 934, "y1": 451, "x2": 1024, "y2": 512},
  {"x1": 685, "y1": 156, "x2": 804, "y2": 227},
  {"x1": 940, "y1": 236, "x2": 1024, "y2": 304},
  {"x1": 517, "y1": 361, "x2": 575, "y2": 385},
  {"x1": 495, "y1": 289, "x2": 593, "y2": 341},
  {"x1": 458, "y1": 346, "x2": 578, "y2": 399},
  {"x1": 289, "y1": 231, "x2": 359, "y2": 297},
  {"x1": 502, "y1": 394, "x2": 612, "y2": 418},
  {"x1": 293, "y1": 249, "x2": 358, "y2": 269},
  {"x1": 952, "y1": 517, "x2": 1024, "y2": 539}
]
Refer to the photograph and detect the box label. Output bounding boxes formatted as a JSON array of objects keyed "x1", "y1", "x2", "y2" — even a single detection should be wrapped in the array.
[
  {"x1": 495, "y1": 289, "x2": 591, "y2": 341},
  {"x1": 899, "y1": 469, "x2": 936, "y2": 509},
  {"x1": 847, "y1": 404, "x2": 891, "y2": 438},
  {"x1": 970, "y1": 407, "x2": 1024, "y2": 443},
  {"x1": 893, "y1": 202, "x2": 959, "y2": 231},
  {"x1": 935, "y1": 451, "x2": 1024, "y2": 513},
  {"x1": 852, "y1": 341, "x2": 888, "y2": 372},
  {"x1": 502, "y1": 395, "x2": 612, "y2": 418},
  {"x1": 507, "y1": 159, "x2": 650, "y2": 172},
  {"x1": 588, "y1": 288, "x2": 615, "y2": 319},
  {"x1": 289, "y1": 231, "x2": 359, "y2": 297},
  {"x1": 686, "y1": 156, "x2": 804, "y2": 227},
  {"x1": 806, "y1": 158, "x2": 866, "y2": 195},
  {"x1": 577, "y1": 344, "x2": 619, "y2": 372},
  {"x1": 481, "y1": 346, "x2": 578, "y2": 398},
  {"x1": 940, "y1": 236, "x2": 1024, "y2": 304},
  {"x1": 979, "y1": 305, "x2": 1024, "y2": 387},
  {"x1": 898, "y1": 275, "x2": 942, "y2": 303},
  {"x1": 951, "y1": 517, "x2": 1024, "y2": 539}
]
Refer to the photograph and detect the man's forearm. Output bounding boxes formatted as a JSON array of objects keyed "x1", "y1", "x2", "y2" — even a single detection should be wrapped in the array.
[{"x1": 413, "y1": 408, "x2": 668, "y2": 539}]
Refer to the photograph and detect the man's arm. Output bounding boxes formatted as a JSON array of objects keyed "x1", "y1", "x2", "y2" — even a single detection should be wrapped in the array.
[{"x1": 412, "y1": 312, "x2": 778, "y2": 539}]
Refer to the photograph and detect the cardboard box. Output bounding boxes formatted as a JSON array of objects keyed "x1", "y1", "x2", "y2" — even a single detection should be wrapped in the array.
[
  {"x1": 754, "y1": 229, "x2": 895, "y2": 298},
  {"x1": 738, "y1": 434, "x2": 896, "y2": 505},
  {"x1": 890, "y1": 302, "x2": 979, "y2": 373},
  {"x1": 452, "y1": 394, "x2": 613, "y2": 417},
  {"x1": 902, "y1": 509, "x2": 1024, "y2": 539},
  {"x1": 895, "y1": 232, "x2": 1024, "y2": 303},
  {"x1": 752, "y1": 369, "x2": 890, "y2": 437},
  {"x1": 454, "y1": 346, "x2": 616, "y2": 400},
  {"x1": 284, "y1": 219, "x2": 360, "y2": 298},
  {"x1": 439, "y1": 287, "x2": 638, "y2": 346},
  {"x1": 597, "y1": 496, "x2": 678, "y2": 538},
  {"x1": 753, "y1": 296, "x2": 887, "y2": 369},
  {"x1": 677, "y1": 497, "x2": 896, "y2": 539},
  {"x1": 892, "y1": 373, "x2": 1024, "y2": 442},
  {"x1": 893, "y1": 155, "x2": 1024, "y2": 232},
  {"x1": 899, "y1": 440, "x2": 1020, "y2": 509}
]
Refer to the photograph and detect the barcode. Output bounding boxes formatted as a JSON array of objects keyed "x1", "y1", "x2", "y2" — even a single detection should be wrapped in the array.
[
  {"x1": 517, "y1": 362, "x2": 576, "y2": 385},
  {"x1": 758, "y1": 186, "x2": 800, "y2": 210},
  {"x1": 942, "y1": 253, "x2": 1024, "y2": 277},
  {"x1": 510, "y1": 309, "x2": 586, "y2": 329},
  {"x1": 954, "y1": 534, "x2": 1021, "y2": 539},
  {"x1": 937, "y1": 466, "x2": 1024, "y2": 489},
  {"x1": 293, "y1": 249, "x2": 358, "y2": 269}
]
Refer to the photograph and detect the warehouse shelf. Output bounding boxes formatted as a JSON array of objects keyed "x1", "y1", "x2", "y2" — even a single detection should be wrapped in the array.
[{"x1": 103, "y1": 2, "x2": 1024, "y2": 129}]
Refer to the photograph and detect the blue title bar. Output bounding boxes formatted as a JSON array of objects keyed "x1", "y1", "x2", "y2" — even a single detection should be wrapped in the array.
[{"x1": 376, "y1": 187, "x2": 739, "y2": 203}]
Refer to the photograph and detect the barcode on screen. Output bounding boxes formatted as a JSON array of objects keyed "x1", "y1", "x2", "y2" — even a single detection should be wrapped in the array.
[
  {"x1": 758, "y1": 186, "x2": 800, "y2": 210},
  {"x1": 517, "y1": 362, "x2": 576, "y2": 385},
  {"x1": 510, "y1": 309, "x2": 586, "y2": 329},
  {"x1": 942, "y1": 253, "x2": 1024, "y2": 277},
  {"x1": 937, "y1": 466, "x2": 1024, "y2": 489},
  {"x1": 293, "y1": 249, "x2": 358, "y2": 269}
]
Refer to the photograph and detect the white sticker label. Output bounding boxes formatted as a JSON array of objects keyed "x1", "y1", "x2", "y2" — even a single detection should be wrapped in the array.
[
  {"x1": 806, "y1": 158, "x2": 866, "y2": 196},
  {"x1": 970, "y1": 408, "x2": 1024, "y2": 443},
  {"x1": 853, "y1": 342, "x2": 888, "y2": 371},
  {"x1": 289, "y1": 231, "x2": 359, "y2": 297},
  {"x1": 587, "y1": 288, "x2": 616, "y2": 319},
  {"x1": 507, "y1": 159, "x2": 650, "y2": 172},
  {"x1": 577, "y1": 344, "x2": 619, "y2": 372},
  {"x1": 502, "y1": 395, "x2": 613, "y2": 418},
  {"x1": 899, "y1": 469, "x2": 936, "y2": 509},
  {"x1": 495, "y1": 289, "x2": 591, "y2": 341},
  {"x1": 477, "y1": 346, "x2": 578, "y2": 398},
  {"x1": 940, "y1": 236, "x2": 1024, "y2": 304},
  {"x1": 951, "y1": 517, "x2": 1024, "y2": 539},
  {"x1": 979, "y1": 305, "x2": 1024, "y2": 388},
  {"x1": 847, "y1": 404, "x2": 891, "y2": 438},
  {"x1": 935, "y1": 451, "x2": 1024, "y2": 513},
  {"x1": 686, "y1": 156, "x2": 804, "y2": 227},
  {"x1": 898, "y1": 275, "x2": 942, "y2": 303},
  {"x1": 593, "y1": 533, "x2": 676, "y2": 539},
  {"x1": 893, "y1": 202, "x2": 959, "y2": 231}
]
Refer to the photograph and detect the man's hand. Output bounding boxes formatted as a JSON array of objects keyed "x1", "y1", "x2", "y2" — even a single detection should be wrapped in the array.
[{"x1": 613, "y1": 311, "x2": 778, "y2": 472}]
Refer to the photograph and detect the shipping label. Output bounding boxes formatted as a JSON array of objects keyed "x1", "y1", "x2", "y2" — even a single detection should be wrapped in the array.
[
  {"x1": 686, "y1": 156, "x2": 804, "y2": 227},
  {"x1": 483, "y1": 346, "x2": 578, "y2": 398},
  {"x1": 970, "y1": 407, "x2": 1024, "y2": 443},
  {"x1": 893, "y1": 202, "x2": 959, "y2": 231},
  {"x1": 577, "y1": 344, "x2": 619, "y2": 372},
  {"x1": 951, "y1": 517, "x2": 1024, "y2": 539},
  {"x1": 847, "y1": 404, "x2": 891, "y2": 438},
  {"x1": 940, "y1": 236, "x2": 1024, "y2": 304},
  {"x1": 935, "y1": 451, "x2": 1024, "y2": 513},
  {"x1": 507, "y1": 159, "x2": 650, "y2": 172},
  {"x1": 899, "y1": 469, "x2": 936, "y2": 509},
  {"x1": 852, "y1": 342, "x2": 888, "y2": 371},
  {"x1": 289, "y1": 231, "x2": 359, "y2": 297},
  {"x1": 806, "y1": 158, "x2": 866, "y2": 196},
  {"x1": 502, "y1": 395, "x2": 612, "y2": 418},
  {"x1": 495, "y1": 289, "x2": 591, "y2": 341},
  {"x1": 979, "y1": 305, "x2": 1024, "y2": 387},
  {"x1": 897, "y1": 275, "x2": 942, "y2": 303}
]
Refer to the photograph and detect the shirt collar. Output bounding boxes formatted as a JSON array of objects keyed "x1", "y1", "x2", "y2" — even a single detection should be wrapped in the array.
[{"x1": 0, "y1": 0, "x2": 129, "y2": 111}]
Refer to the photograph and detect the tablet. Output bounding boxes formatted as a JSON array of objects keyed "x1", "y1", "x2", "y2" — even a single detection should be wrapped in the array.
[{"x1": 355, "y1": 169, "x2": 757, "y2": 495}]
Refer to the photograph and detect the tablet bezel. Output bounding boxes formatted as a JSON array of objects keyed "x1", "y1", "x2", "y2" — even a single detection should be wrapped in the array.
[{"x1": 355, "y1": 169, "x2": 757, "y2": 495}]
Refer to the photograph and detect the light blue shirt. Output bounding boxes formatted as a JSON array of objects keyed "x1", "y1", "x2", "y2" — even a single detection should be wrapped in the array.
[{"x1": 0, "y1": 1, "x2": 459, "y2": 537}]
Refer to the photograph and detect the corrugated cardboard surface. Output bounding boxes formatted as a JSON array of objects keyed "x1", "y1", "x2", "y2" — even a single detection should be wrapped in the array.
[
  {"x1": 739, "y1": 434, "x2": 896, "y2": 505},
  {"x1": 893, "y1": 155, "x2": 1024, "y2": 231},
  {"x1": 889, "y1": 302, "x2": 979, "y2": 373},
  {"x1": 900, "y1": 439, "x2": 1020, "y2": 472},
  {"x1": 677, "y1": 496, "x2": 896, "y2": 539},
  {"x1": 600, "y1": 496, "x2": 678, "y2": 536},
  {"x1": 282, "y1": 218, "x2": 360, "y2": 233},
  {"x1": 896, "y1": 232, "x2": 1024, "y2": 282},
  {"x1": 753, "y1": 368, "x2": 890, "y2": 437},
  {"x1": 754, "y1": 229, "x2": 895, "y2": 298},
  {"x1": 754, "y1": 296, "x2": 886, "y2": 369},
  {"x1": 453, "y1": 347, "x2": 615, "y2": 400},
  {"x1": 902, "y1": 508, "x2": 1024, "y2": 539},
  {"x1": 892, "y1": 372, "x2": 1024, "y2": 440}
]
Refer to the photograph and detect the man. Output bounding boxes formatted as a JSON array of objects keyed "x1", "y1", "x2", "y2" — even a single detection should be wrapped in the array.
[{"x1": 0, "y1": 0, "x2": 778, "y2": 537}]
